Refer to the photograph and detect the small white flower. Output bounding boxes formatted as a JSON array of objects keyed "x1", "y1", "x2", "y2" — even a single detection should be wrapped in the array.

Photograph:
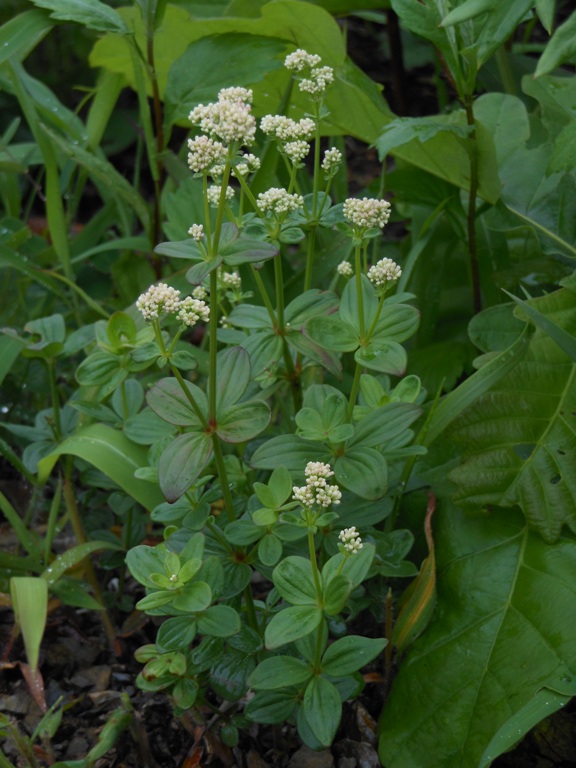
[
  {"x1": 233, "y1": 153, "x2": 261, "y2": 177},
  {"x1": 188, "y1": 224, "x2": 205, "y2": 241},
  {"x1": 257, "y1": 187, "x2": 304, "y2": 215},
  {"x1": 322, "y1": 147, "x2": 343, "y2": 174},
  {"x1": 298, "y1": 66, "x2": 334, "y2": 98},
  {"x1": 337, "y1": 261, "x2": 353, "y2": 277},
  {"x1": 260, "y1": 115, "x2": 316, "y2": 142},
  {"x1": 343, "y1": 197, "x2": 392, "y2": 230},
  {"x1": 187, "y1": 135, "x2": 227, "y2": 174},
  {"x1": 192, "y1": 285, "x2": 208, "y2": 300},
  {"x1": 207, "y1": 184, "x2": 235, "y2": 207},
  {"x1": 339, "y1": 526, "x2": 363, "y2": 555},
  {"x1": 284, "y1": 140, "x2": 310, "y2": 164},
  {"x1": 221, "y1": 271, "x2": 242, "y2": 289},
  {"x1": 285, "y1": 49, "x2": 322, "y2": 72},
  {"x1": 176, "y1": 297, "x2": 210, "y2": 327},
  {"x1": 367, "y1": 257, "x2": 402, "y2": 287},
  {"x1": 136, "y1": 283, "x2": 181, "y2": 320},
  {"x1": 292, "y1": 461, "x2": 341, "y2": 509},
  {"x1": 218, "y1": 86, "x2": 253, "y2": 104},
  {"x1": 189, "y1": 89, "x2": 256, "y2": 146}
]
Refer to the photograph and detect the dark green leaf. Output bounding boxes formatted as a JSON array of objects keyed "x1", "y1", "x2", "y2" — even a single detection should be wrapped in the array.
[
  {"x1": 249, "y1": 656, "x2": 311, "y2": 690},
  {"x1": 322, "y1": 636, "x2": 387, "y2": 676},
  {"x1": 158, "y1": 432, "x2": 213, "y2": 503},
  {"x1": 265, "y1": 605, "x2": 323, "y2": 649},
  {"x1": 302, "y1": 676, "x2": 341, "y2": 747}
]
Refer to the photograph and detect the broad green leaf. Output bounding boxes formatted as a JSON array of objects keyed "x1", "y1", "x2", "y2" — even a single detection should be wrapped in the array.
[
  {"x1": 450, "y1": 287, "x2": 576, "y2": 542},
  {"x1": 349, "y1": 402, "x2": 421, "y2": 449},
  {"x1": 334, "y1": 447, "x2": 388, "y2": 500},
  {"x1": 158, "y1": 432, "x2": 213, "y2": 503},
  {"x1": 28, "y1": 0, "x2": 127, "y2": 32},
  {"x1": 504, "y1": 289, "x2": 576, "y2": 362},
  {"x1": 265, "y1": 605, "x2": 323, "y2": 649},
  {"x1": 322, "y1": 543, "x2": 375, "y2": 590},
  {"x1": 156, "y1": 616, "x2": 197, "y2": 651},
  {"x1": 215, "y1": 346, "x2": 250, "y2": 410},
  {"x1": 305, "y1": 315, "x2": 359, "y2": 352},
  {"x1": 146, "y1": 377, "x2": 207, "y2": 427},
  {"x1": 210, "y1": 648, "x2": 255, "y2": 701},
  {"x1": 10, "y1": 577, "x2": 47, "y2": 673},
  {"x1": 303, "y1": 676, "x2": 341, "y2": 747},
  {"x1": 164, "y1": 33, "x2": 284, "y2": 126},
  {"x1": 479, "y1": 682, "x2": 576, "y2": 768},
  {"x1": 379, "y1": 506, "x2": 576, "y2": 768},
  {"x1": 197, "y1": 605, "x2": 241, "y2": 637},
  {"x1": 251, "y1": 435, "x2": 329, "y2": 471},
  {"x1": 535, "y1": 9, "x2": 576, "y2": 78},
  {"x1": 126, "y1": 544, "x2": 167, "y2": 589},
  {"x1": 548, "y1": 121, "x2": 576, "y2": 175},
  {"x1": 37, "y1": 425, "x2": 165, "y2": 509},
  {"x1": 273, "y1": 556, "x2": 317, "y2": 606},
  {"x1": 468, "y1": 303, "x2": 525, "y2": 353},
  {"x1": 217, "y1": 400, "x2": 271, "y2": 443},
  {"x1": 245, "y1": 690, "x2": 298, "y2": 724},
  {"x1": 172, "y1": 581, "x2": 212, "y2": 612},
  {"x1": 322, "y1": 636, "x2": 387, "y2": 677},
  {"x1": 249, "y1": 656, "x2": 311, "y2": 690},
  {"x1": 0, "y1": 10, "x2": 53, "y2": 65},
  {"x1": 322, "y1": 573, "x2": 350, "y2": 615},
  {"x1": 355, "y1": 340, "x2": 407, "y2": 375}
]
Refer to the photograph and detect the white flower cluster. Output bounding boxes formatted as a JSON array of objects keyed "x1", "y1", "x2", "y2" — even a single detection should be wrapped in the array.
[
  {"x1": 322, "y1": 147, "x2": 343, "y2": 174},
  {"x1": 188, "y1": 224, "x2": 205, "y2": 242},
  {"x1": 257, "y1": 187, "x2": 304, "y2": 215},
  {"x1": 284, "y1": 140, "x2": 310, "y2": 164},
  {"x1": 367, "y1": 257, "x2": 402, "y2": 287},
  {"x1": 187, "y1": 135, "x2": 227, "y2": 174},
  {"x1": 136, "y1": 283, "x2": 181, "y2": 320},
  {"x1": 136, "y1": 283, "x2": 210, "y2": 328},
  {"x1": 343, "y1": 197, "x2": 392, "y2": 230},
  {"x1": 284, "y1": 49, "x2": 322, "y2": 72},
  {"x1": 337, "y1": 260, "x2": 353, "y2": 277},
  {"x1": 284, "y1": 49, "x2": 334, "y2": 99},
  {"x1": 292, "y1": 461, "x2": 342, "y2": 509},
  {"x1": 192, "y1": 285, "x2": 208, "y2": 300},
  {"x1": 189, "y1": 87, "x2": 256, "y2": 147},
  {"x1": 260, "y1": 115, "x2": 316, "y2": 142},
  {"x1": 221, "y1": 270, "x2": 242, "y2": 290},
  {"x1": 233, "y1": 153, "x2": 261, "y2": 178},
  {"x1": 339, "y1": 526, "x2": 363, "y2": 555},
  {"x1": 176, "y1": 296, "x2": 210, "y2": 327},
  {"x1": 207, "y1": 184, "x2": 235, "y2": 206}
]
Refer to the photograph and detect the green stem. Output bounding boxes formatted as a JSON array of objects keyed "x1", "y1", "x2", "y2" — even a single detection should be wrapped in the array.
[
  {"x1": 169, "y1": 363, "x2": 208, "y2": 429},
  {"x1": 354, "y1": 245, "x2": 366, "y2": 338},
  {"x1": 243, "y1": 584, "x2": 260, "y2": 639},
  {"x1": 303, "y1": 225, "x2": 317, "y2": 292},
  {"x1": 365, "y1": 290, "x2": 387, "y2": 340},
  {"x1": 46, "y1": 359, "x2": 62, "y2": 441},
  {"x1": 250, "y1": 265, "x2": 277, "y2": 326},
  {"x1": 211, "y1": 435, "x2": 235, "y2": 522},
  {"x1": 307, "y1": 527, "x2": 322, "y2": 601},
  {"x1": 345, "y1": 362, "x2": 363, "y2": 423},
  {"x1": 463, "y1": 95, "x2": 482, "y2": 315}
]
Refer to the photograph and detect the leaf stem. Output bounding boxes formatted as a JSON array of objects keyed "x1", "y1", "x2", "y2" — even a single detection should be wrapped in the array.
[{"x1": 464, "y1": 95, "x2": 482, "y2": 315}]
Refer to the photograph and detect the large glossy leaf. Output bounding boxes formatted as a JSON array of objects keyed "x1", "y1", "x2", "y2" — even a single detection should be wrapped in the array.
[
  {"x1": 37, "y1": 425, "x2": 164, "y2": 509},
  {"x1": 379, "y1": 506, "x2": 576, "y2": 768},
  {"x1": 449, "y1": 287, "x2": 576, "y2": 542}
]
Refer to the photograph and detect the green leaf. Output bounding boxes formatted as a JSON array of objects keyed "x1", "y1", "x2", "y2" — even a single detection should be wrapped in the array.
[
  {"x1": 251, "y1": 435, "x2": 329, "y2": 471},
  {"x1": 379, "y1": 506, "x2": 576, "y2": 768},
  {"x1": 322, "y1": 544, "x2": 375, "y2": 590},
  {"x1": 214, "y1": 347, "x2": 249, "y2": 409},
  {"x1": 273, "y1": 556, "x2": 317, "y2": 605},
  {"x1": 197, "y1": 605, "x2": 241, "y2": 637},
  {"x1": 172, "y1": 581, "x2": 212, "y2": 612},
  {"x1": 302, "y1": 676, "x2": 341, "y2": 747},
  {"x1": 29, "y1": 0, "x2": 127, "y2": 32},
  {"x1": 41, "y1": 540, "x2": 122, "y2": 584},
  {"x1": 146, "y1": 378, "x2": 207, "y2": 427},
  {"x1": 305, "y1": 315, "x2": 359, "y2": 352},
  {"x1": 355, "y1": 340, "x2": 407, "y2": 375},
  {"x1": 334, "y1": 447, "x2": 388, "y2": 500},
  {"x1": 504, "y1": 289, "x2": 576, "y2": 362},
  {"x1": 535, "y1": 10, "x2": 576, "y2": 78},
  {"x1": 249, "y1": 656, "x2": 312, "y2": 690},
  {"x1": 423, "y1": 325, "x2": 530, "y2": 446},
  {"x1": 164, "y1": 32, "x2": 284, "y2": 126},
  {"x1": 126, "y1": 545, "x2": 167, "y2": 589},
  {"x1": 156, "y1": 616, "x2": 197, "y2": 651},
  {"x1": 10, "y1": 577, "x2": 47, "y2": 673},
  {"x1": 450, "y1": 287, "x2": 576, "y2": 542},
  {"x1": 322, "y1": 573, "x2": 351, "y2": 615},
  {"x1": 217, "y1": 400, "x2": 270, "y2": 443},
  {"x1": 265, "y1": 605, "x2": 323, "y2": 649},
  {"x1": 322, "y1": 636, "x2": 387, "y2": 677},
  {"x1": 254, "y1": 466, "x2": 293, "y2": 509},
  {"x1": 158, "y1": 432, "x2": 213, "y2": 503},
  {"x1": 258, "y1": 533, "x2": 283, "y2": 566},
  {"x1": 0, "y1": 10, "x2": 53, "y2": 66},
  {"x1": 245, "y1": 690, "x2": 298, "y2": 724},
  {"x1": 37, "y1": 425, "x2": 164, "y2": 509},
  {"x1": 210, "y1": 648, "x2": 254, "y2": 701}
]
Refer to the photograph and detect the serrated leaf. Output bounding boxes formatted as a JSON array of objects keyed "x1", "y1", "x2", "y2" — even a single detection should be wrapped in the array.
[
  {"x1": 449, "y1": 287, "x2": 576, "y2": 542},
  {"x1": 29, "y1": 0, "x2": 127, "y2": 32}
]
